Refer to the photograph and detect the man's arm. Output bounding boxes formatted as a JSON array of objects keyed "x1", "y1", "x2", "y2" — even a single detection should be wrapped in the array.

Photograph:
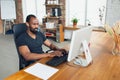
[
  {"x1": 18, "y1": 45, "x2": 57, "y2": 61},
  {"x1": 44, "y1": 39, "x2": 67, "y2": 54},
  {"x1": 44, "y1": 39, "x2": 59, "y2": 50}
]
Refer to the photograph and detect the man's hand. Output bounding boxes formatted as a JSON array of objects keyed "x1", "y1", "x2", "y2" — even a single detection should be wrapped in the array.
[
  {"x1": 48, "y1": 50, "x2": 63, "y2": 57},
  {"x1": 57, "y1": 48, "x2": 67, "y2": 54}
]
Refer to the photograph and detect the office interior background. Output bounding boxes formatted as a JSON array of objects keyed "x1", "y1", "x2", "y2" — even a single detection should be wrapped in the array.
[{"x1": 0, "y1": 0, "x2": 120, "y2": 79}]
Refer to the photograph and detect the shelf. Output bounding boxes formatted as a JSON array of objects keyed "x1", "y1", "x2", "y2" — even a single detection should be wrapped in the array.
[
  {"x1": 64, "y1": 27, "x2": 80, "y2": 30},
  {"x1": 46, "y1": 35, "x2": 56, "y2": 38},
  {"x1": 45, "y1": 32, "x2": 56, "y2": 37},
  {"x1": 46, "y1": 16, "x2": 60, "y2": 19},
  {"x1": 44, "y1": 0, "x2": 64, "y2": 42},
  {"x1": 43, "y1": 28, "x2": 56, "y2": 30},
  {"x1": 45, "y1": 4, "x2": 62, "y2": 6}
]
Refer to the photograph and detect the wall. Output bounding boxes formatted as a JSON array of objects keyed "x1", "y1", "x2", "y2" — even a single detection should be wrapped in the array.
[
  {"x1": 105, "y1": 0, "x2": 120, "y2": 26},
  {"x1": 15, "y1": 0, "x2": 23, "y2": 23},
  {"x1": 0, "y1": 0, "x2": 23, "y2": 34},
  {"x1": 87, "y1": 0, "x2": 107, "y2": 27},
  {"x1": 22, "y1": 0, "x2": 39, "y2": 22},
  {"x1": 66, "y1": 0, "x2": 85, "y2": 26},
  {"x1": 66, "y1": 0, "x2": 107, "y2": 27},
  {"x1": 22, "y1": 0, "x2": 65, "y2": 25}
]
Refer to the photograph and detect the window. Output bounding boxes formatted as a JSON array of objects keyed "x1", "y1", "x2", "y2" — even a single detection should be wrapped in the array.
[
  {"x1": 66, "y1": 0, "x2": 107, "y2": 27},
  {"x1": 22, "y1": 0, "x2": 46, "y2": 23},
  {"x1": 66, "y1": 0, "x2": 85, "y2": 26}
]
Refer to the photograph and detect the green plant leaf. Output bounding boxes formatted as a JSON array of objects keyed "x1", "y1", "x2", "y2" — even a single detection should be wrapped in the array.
[{"x1": 71, "y1": 18, "x2": 78, "y2": 23}]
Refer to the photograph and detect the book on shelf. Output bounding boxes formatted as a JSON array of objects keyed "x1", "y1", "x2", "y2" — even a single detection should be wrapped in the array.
[{"x1": 45, "y1": 32, "x2": 55, "y2": 37}]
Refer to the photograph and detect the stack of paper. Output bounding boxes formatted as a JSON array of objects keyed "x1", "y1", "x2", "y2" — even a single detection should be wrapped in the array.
[{"x1": 24, "y1": 63, "x2": 59, "y2": 80}]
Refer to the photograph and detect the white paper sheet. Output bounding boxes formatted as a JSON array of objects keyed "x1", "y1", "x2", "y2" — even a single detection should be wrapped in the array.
[{"x1": 24, "y1": 63, "x2": 59, "y2": 80}]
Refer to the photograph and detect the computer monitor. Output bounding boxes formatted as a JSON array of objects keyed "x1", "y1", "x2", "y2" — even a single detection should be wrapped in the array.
[{"x1": 67, "y1": 26, "x2": 93, "y2": 66}]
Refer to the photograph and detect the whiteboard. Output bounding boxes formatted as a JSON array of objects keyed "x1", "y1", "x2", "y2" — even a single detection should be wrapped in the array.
[{"x1": 0, "y1": 0, "x2": 16, "y2": 19}]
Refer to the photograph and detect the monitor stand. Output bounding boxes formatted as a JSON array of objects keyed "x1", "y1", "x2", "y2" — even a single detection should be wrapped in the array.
[
  {"x1": 72, "y1": 40, "x2": 92, "y2": 67},
  {"x1": 74, "y1": 57, "x2": 88, "y2": 67}
]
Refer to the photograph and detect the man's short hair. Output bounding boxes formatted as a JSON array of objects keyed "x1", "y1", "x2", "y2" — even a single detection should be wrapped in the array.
[{"x1": 26, "y1": 14, "x2": 36, "y2": 22}]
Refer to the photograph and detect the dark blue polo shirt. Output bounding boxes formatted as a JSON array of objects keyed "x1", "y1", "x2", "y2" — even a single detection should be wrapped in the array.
[{"x1": 16, "y1": 31, "x2": 46, "y2": 54}]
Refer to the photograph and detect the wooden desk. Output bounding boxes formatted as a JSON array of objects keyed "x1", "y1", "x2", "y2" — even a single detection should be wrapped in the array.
[{"x1": 4, "y1": 32, "x2": 120, "y2": 80}]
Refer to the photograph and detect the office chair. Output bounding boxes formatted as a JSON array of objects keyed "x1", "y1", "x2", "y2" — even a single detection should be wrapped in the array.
[
  {"x1": 12, "y1": 23, "x2": 27, "y2": 70},
  {"x1": 13, "y1": 23, "x2": 50, "y2": 70},
  {"x1": 13, "y1": 23, "x2": 53, "y2": 70}
]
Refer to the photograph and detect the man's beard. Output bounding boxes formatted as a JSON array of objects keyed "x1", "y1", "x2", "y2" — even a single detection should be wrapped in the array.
[{"x1": 29, "y1": 27, "x2": 38, "y2": 34}]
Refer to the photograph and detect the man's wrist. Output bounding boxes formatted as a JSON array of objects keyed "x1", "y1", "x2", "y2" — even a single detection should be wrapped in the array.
[{"x1": 49, "y1": 44, "x2": 59, "y2": 50}]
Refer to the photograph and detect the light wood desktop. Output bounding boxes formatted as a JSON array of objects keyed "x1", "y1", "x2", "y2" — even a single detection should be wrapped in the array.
[{"x1": 4, "y1": 32, "x2": 120, "y2": 80}]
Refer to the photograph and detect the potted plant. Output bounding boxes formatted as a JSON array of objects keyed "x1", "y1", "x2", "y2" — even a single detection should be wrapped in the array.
[{"x1": 71, "y1": 18, "x2": 78, "y2": 27}]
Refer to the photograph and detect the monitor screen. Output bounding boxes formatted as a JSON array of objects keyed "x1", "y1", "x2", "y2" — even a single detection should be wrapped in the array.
[{"x1": 67, "y1": 26, "x2": 93, "y2": 62}]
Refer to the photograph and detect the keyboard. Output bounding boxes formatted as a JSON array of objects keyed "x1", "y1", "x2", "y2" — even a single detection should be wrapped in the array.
[{"x1": 46, "y1": 51, "x2": 68, "y2": 66}]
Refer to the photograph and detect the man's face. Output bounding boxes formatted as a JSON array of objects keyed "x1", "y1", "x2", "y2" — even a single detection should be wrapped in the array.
[{"x1": 28, "y1": 17, "x2": 39, "y2": 34}]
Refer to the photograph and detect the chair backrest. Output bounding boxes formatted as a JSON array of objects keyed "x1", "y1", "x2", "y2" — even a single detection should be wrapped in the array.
[
  {"x1": 13, "y1": 23, "x2": 27, "y2": 70},
  {"x1": 13, "y1": 23, "x2": 27, "y2": 40}
]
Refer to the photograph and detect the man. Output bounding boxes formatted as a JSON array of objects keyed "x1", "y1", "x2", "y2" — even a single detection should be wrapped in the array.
[{"x1": 16, "y1": 14, "x2": 64, "y2": 69}]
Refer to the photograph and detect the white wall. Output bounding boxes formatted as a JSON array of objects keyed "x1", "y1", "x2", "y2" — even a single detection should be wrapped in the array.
[
  {"x1": 66, "y1": 0, "x2": 85, "y2": 26},
  {"x1": 87, "y1": 0, "x2": 107, "y2": 27},
  {"x1": 66, "y1": 0, "x2": 107, "y2": 27},
  {"x1": 106, "y1": 0, "x2": 120, "y2": 26},
  {"x1": 22, "y1": 0, "x2": 46, "y2": 23}
]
